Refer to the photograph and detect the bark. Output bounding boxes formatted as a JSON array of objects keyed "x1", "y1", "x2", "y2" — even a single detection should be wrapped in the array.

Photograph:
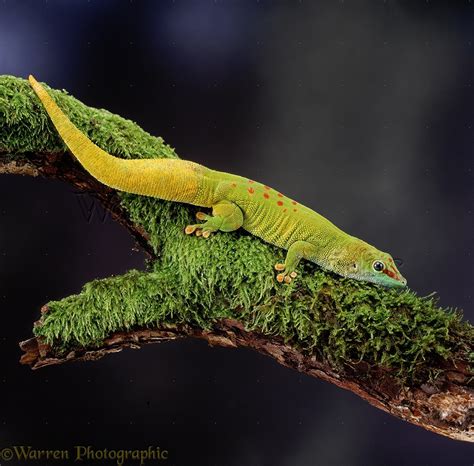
[
  {"x1": 0, "y1": 151, "x2": 154, "y2": 257},
  {"x1": 19, "y1": 315, "x2": 473, "y2": 443}
]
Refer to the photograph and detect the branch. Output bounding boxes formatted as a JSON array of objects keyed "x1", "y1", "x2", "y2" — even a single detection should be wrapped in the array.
[
  {"x1": 19, "y1": 316, "x2": 474, "y2": 442},
  {"x1": 2, "y1": 149, "x2": 155, "y2": 255},
  {"x1": 1, "y1": 76, "x2": 472, "y2": 442}
]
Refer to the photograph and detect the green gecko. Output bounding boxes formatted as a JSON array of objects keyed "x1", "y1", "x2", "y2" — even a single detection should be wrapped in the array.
[{"x1": 29, "y1": 75, "x2": 407, "y2": 288}]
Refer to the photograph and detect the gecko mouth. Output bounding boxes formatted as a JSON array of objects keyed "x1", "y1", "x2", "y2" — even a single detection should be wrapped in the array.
[
  {"x1": 397, "y1": 276, "x2": 407, "y2": 286},
  {"x1": 391, "y1": 274, "x2": 407, "y2": 286},
  {"x1": 382, "y1": 267, "x2": 407, "y2": 286}
]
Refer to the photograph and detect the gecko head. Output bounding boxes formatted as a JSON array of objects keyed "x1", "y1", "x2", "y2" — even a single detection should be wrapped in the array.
[{"x1": 332, "y1": 240, "x2": 407, "y2": 288}]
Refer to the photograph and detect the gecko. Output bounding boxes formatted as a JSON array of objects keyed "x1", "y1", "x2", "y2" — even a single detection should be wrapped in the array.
[{"x1": 28, "y1": 75, "x2": 407, "y2": 288}]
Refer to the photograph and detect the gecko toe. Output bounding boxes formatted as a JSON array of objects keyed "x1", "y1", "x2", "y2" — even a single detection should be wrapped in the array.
[
  {"x1": 275, "y1": 268, "x2": 298, "y2": 284},
  {"x1": 186, "y1": 222, "x2": 217, "y2": 239},
  {"x1": 196, "y1": 212, "x2": 208, "y2": 221}
]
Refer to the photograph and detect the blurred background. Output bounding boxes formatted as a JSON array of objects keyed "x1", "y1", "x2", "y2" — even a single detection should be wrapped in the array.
[{"x1": 0, "y1": 0, "x2": 473, "y2": 465}]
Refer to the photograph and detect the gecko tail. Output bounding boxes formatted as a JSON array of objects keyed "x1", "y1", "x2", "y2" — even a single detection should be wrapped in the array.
[{"x1": 28, "y1": 75, "x2": 205, "y2": 204}]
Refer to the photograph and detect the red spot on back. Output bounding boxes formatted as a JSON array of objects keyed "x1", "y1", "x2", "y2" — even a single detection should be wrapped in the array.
[
  {"x1": 277, "y1": 193, "x2": 283, "y2": 197},
  {"x1": 263, "y1": 193, "x2": 270, "y2": 199},
  {"x1": 292, "y1": 201, "x2": 298, "y2": 205},
  {"x1": 247, "y1": 187, "x2": 255, "y2": 194},
  {"x1": 277, "y1": 201, "x2": 283, "y2": 206},
  {"x1": 248, "y1": 179, "x2": 255, "y2": 183},
  {"x1": 264, "y1": 185, "x2": 271, "y2": 190},
  {"x1": 293, "y1": 208, "x2": 297, "y2": 212}
]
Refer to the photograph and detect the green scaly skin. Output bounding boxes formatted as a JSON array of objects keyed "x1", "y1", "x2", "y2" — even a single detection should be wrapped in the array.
[
  {"x1": 29, "y1": 75, "x2": 406, "y2": 288},
  {"x1": 190, "y1": 168, "x2": 407, "y2": 287}
]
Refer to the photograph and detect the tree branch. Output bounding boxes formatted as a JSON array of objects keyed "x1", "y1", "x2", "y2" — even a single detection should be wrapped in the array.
[
  {"x1": 0, "y1": 150, "x2": 154, "y2": 257},
  {"x1": 19, "y1": 316, "x2": 474, "y2": 442},
  {"x1": 1, "y1": 76, "x2": 472, "y2": 442}
]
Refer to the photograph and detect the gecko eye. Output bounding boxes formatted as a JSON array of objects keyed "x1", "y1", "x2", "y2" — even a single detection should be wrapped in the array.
[{"x1": 372, "y1": 261, "x2": 385, "y2": 272}]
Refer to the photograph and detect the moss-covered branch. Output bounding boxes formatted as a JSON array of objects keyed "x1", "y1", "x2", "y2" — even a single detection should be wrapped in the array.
[{"x1": 1, "y1": 76, "x2": 473, "y2": 442}]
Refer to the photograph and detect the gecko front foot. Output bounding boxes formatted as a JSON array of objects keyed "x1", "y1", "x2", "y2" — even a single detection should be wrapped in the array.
[
  {"x1": 274, "y1": 241, "x2": 317, "y2": 284},
  {"x1": 274, "y1": 263, "x2": 297, "y2": 284}
]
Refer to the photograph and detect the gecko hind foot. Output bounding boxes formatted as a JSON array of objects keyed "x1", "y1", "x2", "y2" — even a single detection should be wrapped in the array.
[
  {"x1": 185, "y1": 202, "x2": 244, "y2": 240},
  {"x1": 184, "y1": 223, "x2": 217, "y2": 238}
]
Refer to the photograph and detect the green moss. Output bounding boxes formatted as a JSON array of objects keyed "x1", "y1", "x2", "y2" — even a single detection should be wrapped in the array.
[
  {"x1": 0, "y1": 75, "x2": 177, "y2": 160},
  {"x1": 1, "y1": 76, "x2": 472, "y2": 384}
]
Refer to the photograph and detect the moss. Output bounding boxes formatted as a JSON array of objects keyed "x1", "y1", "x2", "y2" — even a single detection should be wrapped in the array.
[
  {"x1": 1, "y1": 76, "x2": 472, "y2": 384},
  {"x1": 0, "y1": 75, "x2": 177, "y2": 160}
]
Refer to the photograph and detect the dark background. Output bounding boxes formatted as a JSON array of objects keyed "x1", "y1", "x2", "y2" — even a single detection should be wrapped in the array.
[{"x1": 1, "y1": 1, "x2": 473, "y2": 465}]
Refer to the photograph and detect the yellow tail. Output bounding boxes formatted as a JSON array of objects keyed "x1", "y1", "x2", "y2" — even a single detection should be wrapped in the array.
[{"x1": 28, "y1": 75, "x2": 206, "y2": 205}]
